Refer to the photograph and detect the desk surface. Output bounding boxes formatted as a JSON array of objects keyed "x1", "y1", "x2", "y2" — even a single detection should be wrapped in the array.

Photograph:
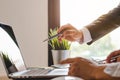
[
  {"x1": 0, "y1": 75, "x2": 52, "y2": 80},
  {"x1": 0, "y1": 76, "x2": 11, "y2": 80}
]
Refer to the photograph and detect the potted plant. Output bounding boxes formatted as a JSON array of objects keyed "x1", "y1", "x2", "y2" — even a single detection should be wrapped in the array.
[
  {"x1": 48, "y1": 27, "x2": 71, "y2": 64},
  {"x1": 1, "y1": 52, "x2": 17, "y2": 73}
]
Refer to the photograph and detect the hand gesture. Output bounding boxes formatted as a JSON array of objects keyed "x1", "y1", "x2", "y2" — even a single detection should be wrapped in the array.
[
  {"x1": 60, "y1": 57, "x2": 97, "y2": 80},
  {"x1": 58, "y1": 24, "x2": 83, "y2": 42},
  {"x1": 106, "y1": 50, "x2": 120, "y2": 63}
]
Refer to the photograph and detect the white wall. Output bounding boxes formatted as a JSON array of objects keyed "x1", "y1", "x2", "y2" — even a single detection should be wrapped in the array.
[{"x1": 0, "y1": 0, "x2": 48, "y2": 75}]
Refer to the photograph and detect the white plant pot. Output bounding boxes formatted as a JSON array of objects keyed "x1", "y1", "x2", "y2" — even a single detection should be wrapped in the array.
[{"x1": 52, "y1": 50, "x2": 71, "y2": 64}]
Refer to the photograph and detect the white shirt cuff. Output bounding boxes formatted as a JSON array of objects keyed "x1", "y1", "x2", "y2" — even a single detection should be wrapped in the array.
[
  {"x1": 80, "y1": 28, "x2": 92, "y2": 44},
  {"x1": 104, "y1": 62, "x2": 120, "y2": 77}
]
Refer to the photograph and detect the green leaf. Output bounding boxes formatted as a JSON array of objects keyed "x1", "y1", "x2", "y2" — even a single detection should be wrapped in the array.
[{"x1": 48, "y1": 27, "x2": 71, "y2": 50}]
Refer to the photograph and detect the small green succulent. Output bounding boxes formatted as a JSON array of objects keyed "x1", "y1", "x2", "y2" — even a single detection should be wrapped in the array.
[
  {"x1": 1, "y1": 52, "x2": 13, "y2": 68},
  {"x1": 48, "y1": 27, "x2": 71, "y2": 50}
]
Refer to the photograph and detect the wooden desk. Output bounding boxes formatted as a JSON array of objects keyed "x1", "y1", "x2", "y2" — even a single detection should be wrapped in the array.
[
  {"x1": 0, "y1": 76, "x2": 50, "y2": 80},
  {"x1": 0, "y1": 73, "x2": 60, "y2": 80},
  {"x1": 11, "y1": 78, "x2": 53, "y2": 80},
  {"x1": 0, "y1": 76, "x2": 11, "y2": 80}
]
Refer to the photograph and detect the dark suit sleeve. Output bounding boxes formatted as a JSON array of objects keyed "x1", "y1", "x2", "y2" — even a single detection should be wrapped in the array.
[{"x1": 85, "y1": 5, "x2": 120, "y2": 45}]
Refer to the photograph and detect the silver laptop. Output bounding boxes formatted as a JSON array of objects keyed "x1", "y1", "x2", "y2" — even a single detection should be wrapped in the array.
[{"x1": 0, "y1": 24, "x2": 68, "y2": 79}]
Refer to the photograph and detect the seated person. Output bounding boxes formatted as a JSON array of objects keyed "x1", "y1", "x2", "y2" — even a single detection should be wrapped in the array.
[
  {"x1": 60, "y1": 50, "x2": 120, "y2": 80},
  {"x1": 58, "y1": 4, "x2": 120, "y2": 80}
]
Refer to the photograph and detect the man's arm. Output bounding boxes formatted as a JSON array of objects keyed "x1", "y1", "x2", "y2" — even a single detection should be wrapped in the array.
[
  {"x1": 60, "y1": 57, "x2": 120, "y2": 80},
  {"x1": 94, "y1": 65, "x2": 120, "y2": 80},
  {"x1": 84, "y1": 5, "x2": 120, "y2": 45}
]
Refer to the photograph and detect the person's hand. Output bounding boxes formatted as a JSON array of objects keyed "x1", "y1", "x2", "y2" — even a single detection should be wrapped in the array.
[
  {"x1": 106, "y1": 50, "x2": 120, "y2": 63},
  {"x1": 60, "y1": 57, "x2": 97, "y2": 80},
  {"x1": 58, "y1": 24, "x2": 83, "y2": 42}
]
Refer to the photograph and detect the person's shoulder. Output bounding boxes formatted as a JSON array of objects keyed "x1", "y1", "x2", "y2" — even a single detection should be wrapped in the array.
[{"x1": 116, "y1": 3, "x2": 120, "y2": 8}]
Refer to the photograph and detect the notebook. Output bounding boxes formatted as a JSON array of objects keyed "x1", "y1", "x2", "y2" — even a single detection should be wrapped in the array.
[{"x1": 0, "y1": 23, "x2": 68, "y2": 79}]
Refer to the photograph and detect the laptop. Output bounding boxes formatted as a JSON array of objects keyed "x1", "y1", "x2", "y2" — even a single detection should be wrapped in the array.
[{"x1": 0, "y1": 23, "x2": 68, "y2": 79}]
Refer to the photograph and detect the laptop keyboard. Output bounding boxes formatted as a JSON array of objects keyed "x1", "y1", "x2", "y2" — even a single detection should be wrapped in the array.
[{"x1": 21, "y1": 68, "x2": 52, "y2": 76}]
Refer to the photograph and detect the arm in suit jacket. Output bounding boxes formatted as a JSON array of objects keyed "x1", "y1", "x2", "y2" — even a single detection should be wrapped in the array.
[{"x1": 85, "y1": 4, "x2": 120, "y2": 45}]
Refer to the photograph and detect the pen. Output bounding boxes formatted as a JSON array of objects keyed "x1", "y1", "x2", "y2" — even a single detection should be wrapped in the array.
[
  {"x1": 92, "y1": 54, "x2": 120, "y2": 64},
  {"x1": 43, "y1": 32, "x2": 62, "y2": 42},
  {"x1": 110, "y1": 54, "x2": 120, "y2": 62}
]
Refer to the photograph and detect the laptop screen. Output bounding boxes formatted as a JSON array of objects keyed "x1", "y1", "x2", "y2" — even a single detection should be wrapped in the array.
[{"x1": 0, "y1": 26, "x2": 26, "y2": 74}]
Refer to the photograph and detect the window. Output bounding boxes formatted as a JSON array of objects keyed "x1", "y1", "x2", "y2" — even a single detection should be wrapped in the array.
[{"x1": 60, "y1": 0, "x2": 120, "y2": 60}]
